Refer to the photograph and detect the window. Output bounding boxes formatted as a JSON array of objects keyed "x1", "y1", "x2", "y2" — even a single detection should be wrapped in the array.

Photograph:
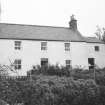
[
  {"x1": 41, "y1": 58, "x2": 48, "y2": 67},
  {"x1": 95, "y1": 46, "x2": 99, "y2": 51},
  {"x1": 15, "y1": 41, "x2": 21, "y2": 50},
  {"x1": 65, "y1": 60, "x2": 71, "y2": 68},
  {"x1": 41, "y1": 42, "x2": 47, "y2": 50},
  {"x1": 13, "y1": 59, "x2": 21, "y2": 70},
  {"x1": 65, "y1": 43, "x2": 70, "y2": 51}
]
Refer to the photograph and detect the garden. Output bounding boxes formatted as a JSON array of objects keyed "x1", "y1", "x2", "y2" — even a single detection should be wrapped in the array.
[{"x1": 0, "y1": 66, "x2": 105, "y2": 105}]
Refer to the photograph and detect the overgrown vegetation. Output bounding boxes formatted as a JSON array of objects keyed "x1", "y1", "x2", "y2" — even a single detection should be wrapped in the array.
[
  {"x1": 1, "y1": 66, "x2": 105, "y2": 105},
  {"x1": 28, "y1": 65, "x2": 105, "y2": 85}
]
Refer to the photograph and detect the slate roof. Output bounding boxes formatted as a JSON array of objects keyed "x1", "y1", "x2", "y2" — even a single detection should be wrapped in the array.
[
  {"x1": 0, "y1": 23, "x2": 103, "y2": 43},
  {"x1": 84, "y1": 37, "x2": 104, "y2": 43}
]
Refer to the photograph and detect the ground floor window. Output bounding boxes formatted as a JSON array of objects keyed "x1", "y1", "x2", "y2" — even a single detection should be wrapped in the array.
[
  {"x1": 88, "y1": 58, "x2": 95, "y2": 70},
  {"x1": 13, "y1": 59, "x2": 22, "y2": 70},
  {"x1": 65, "y1": 60, "x2": 71, "y2": 68},
  {"x1": 41, "y1": 58, "x2": 48, "y2": 67}
]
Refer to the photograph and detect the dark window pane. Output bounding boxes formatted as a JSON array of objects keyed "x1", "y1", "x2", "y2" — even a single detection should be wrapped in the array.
[
  {"x1": 95, "y1": 46, "x2": 99, "y2": 51},
  {"x1": 65, "y1": 43, "x2": 70, "y2": 51},
  {"x1": 18, "y1": 60, "x2": 21, "y2": 64},
  {"x1": 66, "y1": 60, "x2": 71, "y2": 68},
  {"x1": 41, "y1": 47, "x2": 47, "y2": 50},
  {"x1": 41, "y1": 58, "x2": 48, "y2": 66},
  {"x1": 14, "y1": 59, "x2": 22, "y2": 70},
  {"x1": 88, "y1": 58, "x2": 95, "y2": 70},
  {"x1": 18, "y1": 65, "x2": 21, "y2": 69},
  {"x1": 41, "y1": 42, "x2": 47, "y2": 50},
  {"x1": 14, "y1": 41, "x2": 21, "y2": 50},
  {"x1": 66, "y1": 60, "x2": 71, "y2": 64}
]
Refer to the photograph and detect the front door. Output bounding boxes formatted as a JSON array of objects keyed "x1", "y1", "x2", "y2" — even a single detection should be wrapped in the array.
[
  {"x1": 41, "y1": 58, "x2": 48, "y2": 67},
  {"x1": 88, "y1": 58, "x2": 95, "y2": 70}
]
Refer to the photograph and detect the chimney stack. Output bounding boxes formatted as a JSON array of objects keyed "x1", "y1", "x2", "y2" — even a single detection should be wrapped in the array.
[{"x1": 69, "y1": 15, "x2": 77, "y2": 31}]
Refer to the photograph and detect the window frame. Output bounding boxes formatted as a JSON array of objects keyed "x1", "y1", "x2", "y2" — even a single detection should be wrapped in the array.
[
  {"x1": 41, "y1": 58, "x2": 48, "y2": 67},
  {"x1": 13, "y1": 59, "x2": 22, "y2": 70},
  {"x1": 94, "y1": 46, "x2": 99, "y2": 51},
  {"x1": 65, "y1": 43, "x2": 70, "y2": 51},
  {"x1": 88, "y1": 58, "x2": 95, "y2": 70},
  {"x1": 14, "y1": 41, "x2": 21, "y2": 50},
  {"x1": 65, "y1": 60, "x2": 71, "y2": 68},
  {"x1": 41, "y1": 42, "x2": 47, "y2": 50}
]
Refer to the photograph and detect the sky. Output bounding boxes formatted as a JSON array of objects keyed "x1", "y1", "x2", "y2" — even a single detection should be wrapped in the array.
[{"x1": 0, "y1": 0, "x2": 105, "y2": 36}]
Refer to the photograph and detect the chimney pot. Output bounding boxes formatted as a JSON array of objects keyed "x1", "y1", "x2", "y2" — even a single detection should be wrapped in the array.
[{"x1": 69, "y1": 15, "x2": 77, "y2": 30}]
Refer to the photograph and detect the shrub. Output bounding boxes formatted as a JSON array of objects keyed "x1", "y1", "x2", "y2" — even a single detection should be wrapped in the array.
[
  {"x1": 28, "y1": 65, "x2": 105, "y2": 86},
  {"x1": 1, "y1": 75, "x2": 105, "y2": 105},
  {"x1": 1, "y1": 66, "x2": 105, "y2": 105},
  {"x1": 28, "y1": 65, "x2": 71, "y2": 77},
  {"x1": 0, "y1": 99, "x2": 8, "y2": 105}
]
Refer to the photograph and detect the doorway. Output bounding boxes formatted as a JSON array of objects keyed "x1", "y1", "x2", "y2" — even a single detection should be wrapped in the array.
[
  {"x1": 41, "y1": 58, "x2": 48, "y2": 67},
  {"x1": 88, "y1": 58, "x2": 95, "y2": 70}
]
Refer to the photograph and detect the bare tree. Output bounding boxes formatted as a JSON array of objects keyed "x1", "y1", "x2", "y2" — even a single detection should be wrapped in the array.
[
  {"x1": 0, "y1": 59, "x2": 19, "y2": 76},
  {"x1": 95, "y1": 25, "x2": 105, "y2": 42}
]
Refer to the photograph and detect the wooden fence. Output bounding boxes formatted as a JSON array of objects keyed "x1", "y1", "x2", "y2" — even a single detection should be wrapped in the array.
[{"x1": 0, "y1": 75, "x2": 30, "y2": 80}]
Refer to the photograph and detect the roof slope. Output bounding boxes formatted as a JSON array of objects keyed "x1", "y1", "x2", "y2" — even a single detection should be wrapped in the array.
[
  {"x1": 84, "y1": 37, "x2": 104, "y2": 43},
  {"x1": 0, "y1": 23, "x2": 85, "y2": 42},
  {"x1": 0, "y1": 23, "x2": 103, "y2": 43}
]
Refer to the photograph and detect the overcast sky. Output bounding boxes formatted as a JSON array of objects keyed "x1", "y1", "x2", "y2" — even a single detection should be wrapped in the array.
[{"x1": 0, "y1": 0, "x2": 105, "y2": 36}]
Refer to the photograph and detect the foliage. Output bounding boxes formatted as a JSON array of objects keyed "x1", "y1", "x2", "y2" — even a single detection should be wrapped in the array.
[
  {"x1": 95, "y1": 25, "x2": 105, "y2": 42},
  {"x1": 28, "y1": 65, "x2": 71, "y2": 77},
  {"x1": 0, "y1": 99, "x2": 8, "y2": 105},
  {"x1": 0, "y1": 64, "x2": 19, "y2": 76},
  {"x1": 0, "y1": 74, "x2": 105, "y2": 105},
  {"x1": 1, "y1": 67, "x2": 105, "y2": 105},
  {"x1": 28, "y1": 65, "x2": 105, "y2": 84}
]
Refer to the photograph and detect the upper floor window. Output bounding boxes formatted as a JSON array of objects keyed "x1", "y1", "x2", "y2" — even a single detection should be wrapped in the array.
[
  {"x1": 95, "y1": 46, "x2": 99, "y2": 51},
  {"x1": 65, "y1": 60, "x2": 71, "y2": 68},
  {"x1": 13, "y1": 59, "x2": 21, "y2": 70},
  {"x1": 15, "y1": 41, "x2": 21, "y2": 50},
  {"x1": 65, "y1": 43, "x2": 70, "y2": 51},
  {"x1": 41, "y1": 42, "x2": 47, "y2": 50}
]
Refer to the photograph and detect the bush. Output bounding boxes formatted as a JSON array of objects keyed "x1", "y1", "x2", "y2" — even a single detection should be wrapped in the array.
[
  {"x1": 1, "y1": 67, "x2": 105, "y2": 105},
  {"x1": 0, "y1": 99, "x2": 8, "y2": 105},
  {"x1": 28, "y1": 66, "x2": 105, "y2": 84},
  {"x1": 0, "y1": 75, "x2": 105, "y2": 105},
  {"x1": 28, "y1": 65, "x2": 71, "y2": 77}
]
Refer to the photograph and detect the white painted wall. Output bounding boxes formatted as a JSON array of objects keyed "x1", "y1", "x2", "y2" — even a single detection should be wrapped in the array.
[
  {"x1": 71, "y1": 42, "x2": 105, "y2": 69},
  {"x1": 0, "y1": 39, "x2": 105, "y2": 76},
  {"x1": 0, "y1": 39, "x2": 71, "y2": 75},
  {"x1": 70, "y1": 42, "x2": 88, "y2": 69},
  {"x1": 86, "y1": 43, "x2": 105, "y2": 68}
]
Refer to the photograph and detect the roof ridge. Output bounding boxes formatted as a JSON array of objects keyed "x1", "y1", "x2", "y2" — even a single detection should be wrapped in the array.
[
  {"x1": 0, "y1": 22, "x2": 70, "y2": 29},
  {"x1": 87, "y1": 36, "x2": 97, "y2": 38}
]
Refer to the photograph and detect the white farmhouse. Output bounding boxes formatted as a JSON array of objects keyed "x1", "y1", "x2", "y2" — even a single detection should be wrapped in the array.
[{"x1": 0, "y1": 15, "x2": 105, "y2": 76}]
